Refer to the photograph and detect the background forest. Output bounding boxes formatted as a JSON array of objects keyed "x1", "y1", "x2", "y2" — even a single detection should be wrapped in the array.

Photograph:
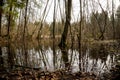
[{"x1": 0, "y1": 0, "x2": 120, "y2": 41}]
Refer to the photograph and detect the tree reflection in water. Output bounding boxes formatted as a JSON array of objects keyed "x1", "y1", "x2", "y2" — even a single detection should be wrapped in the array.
[{"x1": 0, "y1": 41, "x2": 118, "y2": 77}]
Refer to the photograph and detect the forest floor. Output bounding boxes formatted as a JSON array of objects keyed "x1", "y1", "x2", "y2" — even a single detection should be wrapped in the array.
[
  {"x1": 0, "y1": 66, "x2": 120, "y2": 80},
  {"x1": 0, "y1": 68, "x2": 98, "y2": 80}
]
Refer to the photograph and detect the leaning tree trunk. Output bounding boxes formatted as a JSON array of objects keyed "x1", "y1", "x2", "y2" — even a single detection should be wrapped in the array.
[{"x1": 98, "y1": 1, "x2": 107, "y2": 40}]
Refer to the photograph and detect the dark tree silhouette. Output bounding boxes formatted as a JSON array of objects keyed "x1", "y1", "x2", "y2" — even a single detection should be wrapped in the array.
[
  {"x1": 59, "y1": 0, "x2": 72, "y2": 68},
  {"x1": 0, "y1": 0, "x2": 4, "y2": 67},
  {"x1": 0, "y1": 0, "x2": 4, "y2": 36},
  {"x1": 59, "y1": 0, "x2": 72, "y2": 48}
]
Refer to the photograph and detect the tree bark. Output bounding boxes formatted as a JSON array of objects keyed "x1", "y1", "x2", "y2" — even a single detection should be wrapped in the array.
[
  {"x1": 7, "y1": 3, "x2": 12, "y2": 38},
  {"x1": 0, "y1": 0, "x2": 3, "y2": 67},
  {"x1": 112, "y1": 0, "x2": 115, "y2": 39},
  {"x1": 53, "y1": 0, "x2": 56, "y2": 68},
  {"x1": 78, "y1": 0, "x2": 82, "y2": 71},
  {"x1": 0, "y1": 0, "x2": 3, "y2": 36},
  {"x1": 23, "y1": 0, "x2": 29, "y2": 39},
  {"x1": 58, "y1": 0, "x2": 72, "y2": 69},
  {"x1": 59, "y1": 0, "x2": 72, "y2": 48}
]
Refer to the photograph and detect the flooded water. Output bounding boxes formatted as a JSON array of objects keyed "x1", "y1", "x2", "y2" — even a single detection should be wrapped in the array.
[{"x1": 0, "y1": 40, "x2": 120, "y2": 77}]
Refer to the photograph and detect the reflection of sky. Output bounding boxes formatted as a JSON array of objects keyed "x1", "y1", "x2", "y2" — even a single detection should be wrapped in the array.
[
  {"x1": 14, "y1": 47, "x2": 115, "y2": 76},
  {"x1": 1, "y1": 45, "x2": 116, "y2": 76}
]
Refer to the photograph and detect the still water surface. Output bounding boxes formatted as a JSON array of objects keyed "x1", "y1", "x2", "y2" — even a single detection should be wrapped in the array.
[{"x1": 1, "y1": 41, "x2": 119, "y2": 76}]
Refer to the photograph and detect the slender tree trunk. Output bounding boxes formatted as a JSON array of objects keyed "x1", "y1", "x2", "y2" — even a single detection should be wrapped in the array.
[
  {"x1": 78, "y1": 0, "x2": 82, "y2": 71},
  {"x1": 0, "y1": 16, "x2": 1, "y2": 35},
  {"x1": 7, "y1": 3, "x2": 12, "y2": 38},
  {"x1": 6, "y1": 1, "x2": 14, "y2": 69},
  {"x1": 0, "y1": 0, "x2": 3, "y2": 36},
  {"x1": 23, "y1": 0, "x2": 29, "y2": 66},
  {"x1": 95, "y1": 1, "x2": 107, "y2": 40},
  {"x1": 16, "y1": 10, "x2": 22, "y2": 39},
  {"x1": 53, "y1": 0, "x2": 56, "y2": 68},
  {"x1": 23, "y1": 0, "x2": 29, "y2": 39},
  {"x1": 92, "y1": 11, "x2": 107, "y2": 40},
  {"x1": 37, "y1": 0, "x2": 49, "y2": 40},
  {"x1": 0, "y1": 0, "x2": 3, "y2": 67},
  {"x1": 112, "y1": 0, "x2": 115, "y2": 39}
]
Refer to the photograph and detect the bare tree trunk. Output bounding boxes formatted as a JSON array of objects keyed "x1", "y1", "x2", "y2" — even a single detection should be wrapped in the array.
[
  {"x1": 0, "y1": 0, "x2": 3, "y2": 36},
  {"x1": 16, "y1": 9, "x2": 22, "y2": 39},
  {"x1": 78, "y1": 0, "x2": 82, "y2": 71},
  {"x1": 0, "y1": 0, "x2": 3, "y2": 67},
  {"x1": 58, "y1": 0, "x2": 72, "y2": 69},
  {"x1": 37, "y1": 0, "x2": 49, "y2": 40},
  {"x1": 98, "y1": 2, "x2": 107, "y2": 40},
  {"x1": 112, "y1": 0, "x2": 115, "y2": 40},
  {"x1": 59, "y1": 0, "x2": 72, "y2": 48},
  {"x1": 92, "y1": 11, "x2": 107, "y2": 40},
  {"x1": 7, "y1": 3, "x2": 12, "y2": 39},
  {"x1": 23, "y1": 0, "x2": 29, "y2": 66},
  {"x1": 23, "y1": 0, "x2": 29, "y2": 39},
  {"x1": 6, "y1": 1, "x2": 14, "y2": 69},
  {"x1": 53, "y1": 0, "x2": 56, "y2": 39},
  {"x1": 53, "y1": 0, "x2": 56, "y2": 68}
]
